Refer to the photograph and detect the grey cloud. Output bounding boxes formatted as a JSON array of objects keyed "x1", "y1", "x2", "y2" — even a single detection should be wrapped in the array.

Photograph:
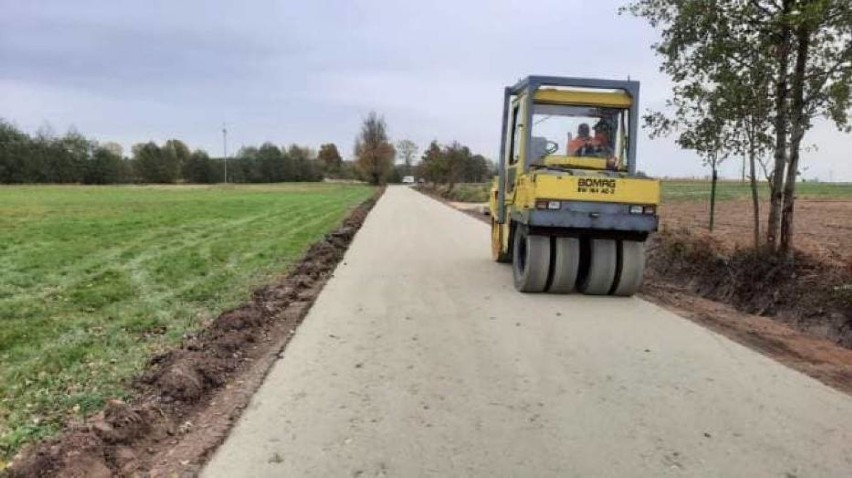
[{"x1": 0, "y1": 0, "x2": 849, "y2": 180}]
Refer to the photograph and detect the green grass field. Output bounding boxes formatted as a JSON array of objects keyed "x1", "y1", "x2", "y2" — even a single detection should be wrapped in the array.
[
  {"x1": 0, "y1": 183, "x2": 373, "y2": 457},
  {"x1": 662, "y1": 180, "x2": 852, "y2": 202}
]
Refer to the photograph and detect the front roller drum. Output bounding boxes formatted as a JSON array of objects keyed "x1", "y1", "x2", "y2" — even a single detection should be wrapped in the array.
[{"x1": 512, "y1": 227, "x2": 550, "y2": 292}]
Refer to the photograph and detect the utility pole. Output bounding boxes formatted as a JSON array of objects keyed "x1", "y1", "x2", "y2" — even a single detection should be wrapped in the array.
[{"x1": 222, "y1": 123, "x2": 228, "y2": 183}]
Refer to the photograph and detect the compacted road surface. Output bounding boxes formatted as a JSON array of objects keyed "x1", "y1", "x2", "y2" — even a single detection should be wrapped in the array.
[{"x1": 204, "y1": 186, "x2": 852, "y2": 477}]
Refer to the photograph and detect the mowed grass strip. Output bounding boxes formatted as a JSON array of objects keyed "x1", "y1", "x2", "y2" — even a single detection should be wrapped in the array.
[{"x1": 0, "y1": 183, "x2": 373, "y2": 456}]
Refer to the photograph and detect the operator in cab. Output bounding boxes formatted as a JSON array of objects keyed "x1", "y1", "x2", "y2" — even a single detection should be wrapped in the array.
[
  {"x1": 592, "y1": 121, "x2": 613, "y2": 156},
  {"x1": 568, "y1": 121, "x2": 613, "y2": 158},
  {"x1": 567, "y1": 123, "x2": 593, "y2": 156},
  {"x1": 592, "y1": 120, "x2": 620, "y2": 170}
]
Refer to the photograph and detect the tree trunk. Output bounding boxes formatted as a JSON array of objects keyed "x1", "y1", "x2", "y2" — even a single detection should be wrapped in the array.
[
  {"x1": 709, "y1": 165, "x2": 718, "y2": 232},
  {"x1": 779, "y1": 22, "x2": 811, "y2": 259},
  {"x1": 767, "y1": 0, "x2": 792, "y2": 252},
  {"x1": 748, "y1": 142, "x2": 761, "y2": 251}
]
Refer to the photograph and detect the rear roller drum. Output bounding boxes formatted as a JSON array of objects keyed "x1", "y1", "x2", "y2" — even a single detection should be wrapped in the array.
[
  {"x1": 578, "y1": 238, "x2": 617, "y2": 295},
  {"x1": 611, "y1": 240, "x2": 646, "y2": 296},
  {"x1": 512, "y1": 227, "x2": 550, "y2": 292},
  {"x1": 547, "y1": 237, "x2": 580, "y2": 294}
]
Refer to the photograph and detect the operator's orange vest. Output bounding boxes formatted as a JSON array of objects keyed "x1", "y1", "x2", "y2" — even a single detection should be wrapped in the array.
[{"x1": 568, "y1": 137, "x2": 592, "y2": 155}]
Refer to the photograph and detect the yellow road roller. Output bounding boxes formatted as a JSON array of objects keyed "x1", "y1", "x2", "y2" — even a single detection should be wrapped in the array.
[{"x1": 489, "y1": 76, "x2": 660, "y2": 295}]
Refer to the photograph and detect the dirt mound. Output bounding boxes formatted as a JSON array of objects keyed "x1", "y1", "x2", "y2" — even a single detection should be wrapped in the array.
[
  {"x1": 8, "y1": 189, "x2": 383, "y2": 478},
  {"x1": 11, "y1": 401, "x2": 154, "y2": 478},
  {"x1": 647, "y1": 227, "x2": 852, "y2": 347}
]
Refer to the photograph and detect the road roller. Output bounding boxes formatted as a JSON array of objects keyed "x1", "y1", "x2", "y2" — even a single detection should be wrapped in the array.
[{"x1": 489, "y1": 76, "x2": 660, "y2": 295}]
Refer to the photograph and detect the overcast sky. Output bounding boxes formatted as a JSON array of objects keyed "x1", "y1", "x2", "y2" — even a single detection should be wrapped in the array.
[{"x1": 2, "y1": 0, "x2": 850, "y2": 180}]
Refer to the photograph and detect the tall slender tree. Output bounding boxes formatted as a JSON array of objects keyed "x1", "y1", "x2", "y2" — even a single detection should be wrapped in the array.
[
  {"x1": 624, "y1": 0, "x2": 852, "y2": 257},
  {"x1": 395, "y1": 139, "x2": 419, "y2": 176},
  {"x1": 355, "y1": 112, "x2": 395, "y2": 185},
  {"x1": 779, "y1": 0, "x2": 852, "y2": 256}
]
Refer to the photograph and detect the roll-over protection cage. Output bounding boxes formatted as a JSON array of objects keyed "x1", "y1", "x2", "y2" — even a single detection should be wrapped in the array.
[{"x1": 496, "y1": 76, "x2": 641, "y2": 224}]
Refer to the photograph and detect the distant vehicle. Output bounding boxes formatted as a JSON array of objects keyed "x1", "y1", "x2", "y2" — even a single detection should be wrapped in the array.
[{"x1": 402, "y1": 176, "x2": 415, "y2": 184}]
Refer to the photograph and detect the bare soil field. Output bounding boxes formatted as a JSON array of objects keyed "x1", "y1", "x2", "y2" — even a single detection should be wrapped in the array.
[
  {"x1": 661, "y1": 198, "x2": 852, "y2": 269},
  {"x1": 652, "y1": 199, "x2": 851, "y2": 347}
]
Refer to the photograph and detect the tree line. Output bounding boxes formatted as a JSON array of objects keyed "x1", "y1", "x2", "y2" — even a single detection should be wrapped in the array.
[
  {"x1": 416, "y1": 141, "x2": 493, "y2": 190},
  {"x1": 1, "y1": 113, "x2": 495, "y2": 186},
  {"x1": 0, "y1": 121, "x2": 129, "y2": 184},
  {"x1": 352, "y1": 112, "x2": 494, "y2": 186},
  {"x1": 625, "y1": 0, "x2": 852, "y2": 258},
  {"x1": 0, "y1": 119, "x2": 334, "y2": 184}
]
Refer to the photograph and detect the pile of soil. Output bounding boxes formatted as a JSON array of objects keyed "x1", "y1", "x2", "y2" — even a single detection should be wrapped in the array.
[
  {"x1": 646, "y1": 227, "x2": 852, "y2": 348},
  {"x1": 8, "y1": 188, "x2": 384, "y2": 478}
]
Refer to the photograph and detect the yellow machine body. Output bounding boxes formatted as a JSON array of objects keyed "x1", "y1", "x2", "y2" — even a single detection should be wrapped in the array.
[
  {"x1": 512, "y1": 172, "x2": 661, "y2": 209},
  {"x1": 489, "y1": 76, "x2": 660, "y2": 296}
]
